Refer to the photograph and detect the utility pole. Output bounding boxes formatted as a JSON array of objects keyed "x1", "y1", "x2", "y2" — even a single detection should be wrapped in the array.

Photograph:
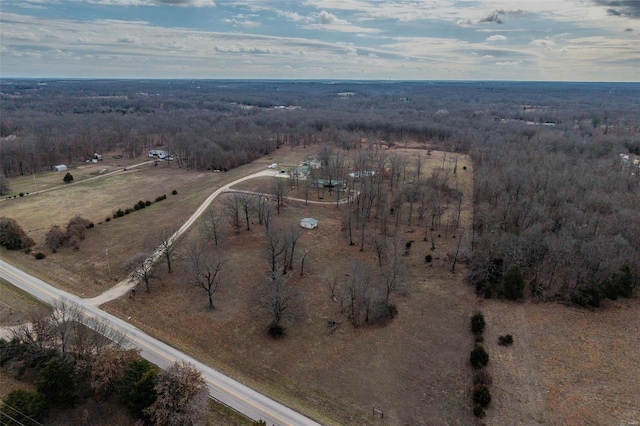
[{"x1": 106, "y1": 248, "x2": 112, "y2": 278}]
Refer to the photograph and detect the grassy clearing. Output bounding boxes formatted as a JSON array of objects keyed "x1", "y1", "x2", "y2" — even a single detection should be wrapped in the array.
[
  {"x1": 480, "y1": 299, "x2": 640, "y2": 426},
  {"x1": 0, "y1": 280, "x2": 46, "y2": 327}
]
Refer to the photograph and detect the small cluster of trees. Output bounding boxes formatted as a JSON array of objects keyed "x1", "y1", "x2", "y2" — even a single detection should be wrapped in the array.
[
  {"x1": 0, "y1": 217, "x2": 34, "y2": 250},
  {"x1": 45, "y1": 215, "x2": 94, "y2": 252},
  {"x1": 0, "y1": 299, "x2": 209, "y2": 425}
]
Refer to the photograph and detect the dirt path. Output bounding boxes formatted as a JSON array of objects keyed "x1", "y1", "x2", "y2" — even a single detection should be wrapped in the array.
[{"x1": 0, "y1": 160, "x2": 155, "y2": 202}]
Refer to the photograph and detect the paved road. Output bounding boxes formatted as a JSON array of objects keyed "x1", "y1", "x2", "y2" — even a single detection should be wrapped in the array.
[{"x1": 0, "y1": 259, "x2": 321, "y2": 426}]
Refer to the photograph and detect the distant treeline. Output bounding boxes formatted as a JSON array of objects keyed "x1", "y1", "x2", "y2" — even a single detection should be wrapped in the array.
[{"x1": 2, "y1": 80, "x2": 638, "y2": 176}]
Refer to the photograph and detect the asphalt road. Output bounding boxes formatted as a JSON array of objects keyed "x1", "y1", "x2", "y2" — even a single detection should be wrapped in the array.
[{"x1": 0, "y1": 259, "x2": 322, "y2": 426}]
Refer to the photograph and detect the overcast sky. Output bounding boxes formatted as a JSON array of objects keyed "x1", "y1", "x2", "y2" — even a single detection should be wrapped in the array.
[{"x1": 1, "y1": 0, "x2": 639, "y2": 81}]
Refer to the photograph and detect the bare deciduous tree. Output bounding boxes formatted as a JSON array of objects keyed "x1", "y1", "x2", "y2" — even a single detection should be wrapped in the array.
[
  {"x1": 258, "y1": 265, "x2": 299, "y2": 336},
  {"x1": 155, "y1": 227, "x2": 178, "y2": 273},
  {"x1": 203, "y1": 205, "x2": 223, "y2": 247},
  {"x1": 344, "y1": 260, "x2": 371, "y2": 328},
  {"x1": 271, "y1": 177, "x2": 288, "y2": 214},
  {"x1": 126, "y1": 253, "x2": 154, "y2": 293},
  {"x1": 286, "y1": 223, "x2": 303, "y2": 271},
  {"x1": 186, "y1": 241, "x2": 226, "y2": 310},
  {"x1": 50, "y1": 298, "x2": 80, "y2": 355},
  {"x1": 237, "y1": 193, "x2": 255, "y2": 231},
  {"x1": 222, "y1": 193, "x2": 242, "y2": 234}
]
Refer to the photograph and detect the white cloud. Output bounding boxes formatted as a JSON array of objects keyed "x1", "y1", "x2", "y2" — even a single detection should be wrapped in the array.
[
  {"x1": 288, "y1": 9, "x2": 381, "y2": 33},
  {"x1": 223, "y1": 18, "x2": 261, "y2": 28},
  {"x1": 486, "y1": 35, "x2": 507, "y2": 42},
  {"x1": 277, "y1": 11, "x2": 313, "y2": 23},
  {"x1": 531, "y1": 37, "x2": 556, "y2": 47},
  {"x1": 117, "y1": 34, "x2": 139, "y2": 43},
  {"x1": 85, "y1": 0, "x2": 215, "y2": 6}
]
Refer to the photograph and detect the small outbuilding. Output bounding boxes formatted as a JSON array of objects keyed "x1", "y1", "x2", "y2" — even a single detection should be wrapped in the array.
[
  {"x1": 52, "y1": 165, "x2": 68, "y2": 172},
  {"x1": 300, "y1": 218, "x2": 318, "y2": 229}
]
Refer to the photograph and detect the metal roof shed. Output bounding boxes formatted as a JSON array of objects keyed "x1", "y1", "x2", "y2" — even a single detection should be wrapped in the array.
[{"x1": 300, "y1": 218, "x2": 318, "y2": 229}]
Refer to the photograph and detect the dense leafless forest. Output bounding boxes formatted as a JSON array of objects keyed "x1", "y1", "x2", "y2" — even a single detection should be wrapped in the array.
[{"x1": 2, "y1": 79, "x2": 639, "y2": 307}]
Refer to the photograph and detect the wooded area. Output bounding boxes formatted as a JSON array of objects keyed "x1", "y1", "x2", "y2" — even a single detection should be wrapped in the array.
[{"x1": 1, "y1": 79, "x2": 638, "y2": 307}]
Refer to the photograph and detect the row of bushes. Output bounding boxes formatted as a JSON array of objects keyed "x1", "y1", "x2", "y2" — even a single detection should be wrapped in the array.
[
  {"x1": 5, "y1": 192, "x2": 29, "y2": 199},
  {"x1": 469, "y1": 312, "x2": 515, "y2": 419},
  {"x1": 105, "y1": 191, "x2": 176, "y2": 222},
  {"x1": 470, "y1": 312, "x2": 491, "y2": 418}
]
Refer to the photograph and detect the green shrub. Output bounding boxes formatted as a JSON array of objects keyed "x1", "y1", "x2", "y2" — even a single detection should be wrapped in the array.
[
  {"x1": 1, "y1": 389, "x2": 48, "y2": 424},
  {"x1": 63, "y1": 172, "x2": 74, "y2": 184},
  {"x1": 471, "y1": 312, "x2": 485, "y2": 335},
  {"x1": 33, "y1": 252, "x2": 46, "y2": 260},
  {"x1": 425, "y1": 254, "x2": 432, "y2": 263},
  {"x1": 0, "y1": 217, "x2": 35, "y2": 250},
  {"x1": 473, "y1": 384, "x2": 491, "y2": 408},
  {"x1": 473, "y1": 404, "x2": 485, "y2": 418},
  {"x1": 37, "y1": 357, "x2": 76, "y2": 406},
  {"x1": 470, "y1": 345, "x2": 489, "y2": 369},
  {"x1": 116, "y1": 209, "x2": 124, "y2": 218},
  {"x1": 504, "y1": 265, "x2": 525, "y2": 300},
  {"x1": 473, "y1": 370, "x2": 493, "y2": 386},
  {"x1": 106, "y1": 217, "x2": 111, "y2": 222},
  {"x1": 19, "y1": 192, "x2": 24, "y2": 197},
  {"x1": 171, "y1": 189, "x2": 177, "y2": 195},
  {"x1": 268, "y1": 321, "x2": 285, "y2": 338},
  {"x1": 118, "y1": 359, "x2": 158, "y2": 419},
  {"x1": 145, "y1": 200, "x2": 151, "y2": 206},
  {"x1": 474, "y1": 335, "x2": 484, "y2": 343},
  {"x1": 498, "y1": 334, "x2": 514, "y2": 346}
]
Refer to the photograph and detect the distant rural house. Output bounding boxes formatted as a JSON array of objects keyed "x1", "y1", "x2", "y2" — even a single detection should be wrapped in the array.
[
  {"x1": 300, "y1": 218, "x2": 318, "y2": 229},
  {"x1": 52, "y1": 165, "x2": 68, "y2": 171},
  {"x1": 292, "y1": 165, "x2": 310, "y2": 179},
  {"x1": 348, "y1": 170, "x2": 376, "y2": 179},
  {"x1": 148, "y1": 149, "x2": 170, "y2": 159},
  {"x1": 311, "y1": 178, "x2": 344, "y2": 189},
  {"x1": 302, "y1": 159, "x2": 321, "y2": 169}
]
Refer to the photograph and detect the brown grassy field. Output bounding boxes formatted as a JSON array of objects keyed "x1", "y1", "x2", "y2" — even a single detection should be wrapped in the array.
[
  {"x1": 0, "y1": 281, "x2": 45, "y2": 327},
  {"x1": 2, "y1": 145, "x2": 638, "y2": 425}
]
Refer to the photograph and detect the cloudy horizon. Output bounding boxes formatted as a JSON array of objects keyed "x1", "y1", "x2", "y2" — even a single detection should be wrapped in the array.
[{"x1": 1, "y1": 0, "x2": 639, "y2": 81}]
